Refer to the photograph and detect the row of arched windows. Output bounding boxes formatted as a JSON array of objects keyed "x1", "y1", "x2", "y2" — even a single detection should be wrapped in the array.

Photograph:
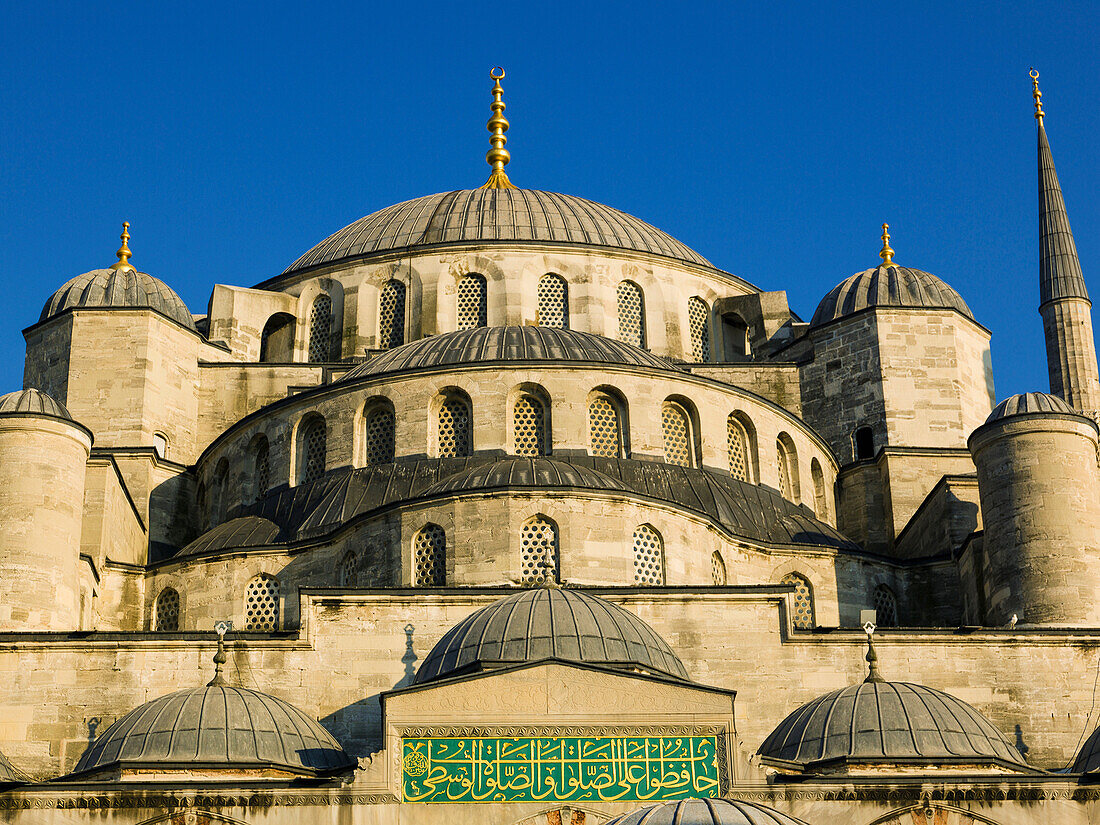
[{"x1": 152, "y1": 574, "x2": 282, "y2": 632}]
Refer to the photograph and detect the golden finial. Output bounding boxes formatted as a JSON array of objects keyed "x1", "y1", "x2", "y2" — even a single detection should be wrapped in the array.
[
  {"x1": 879, "y1": 223, "x2": 896, "y2": 267},
  {"x1": 479, "y1": 67, "x2": 517, "y2": 190},
  {"x1": 109, "y1": 222, "x2": 135, "y2": 272},
  {"x1": 1030, "y1": 68, "x2": 1044, "y2": 122}
]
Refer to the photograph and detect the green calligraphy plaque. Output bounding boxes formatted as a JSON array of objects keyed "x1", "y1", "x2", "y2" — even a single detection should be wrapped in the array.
[{"x1": 401, "y1": 735, "x2": 722, "y2": 803}]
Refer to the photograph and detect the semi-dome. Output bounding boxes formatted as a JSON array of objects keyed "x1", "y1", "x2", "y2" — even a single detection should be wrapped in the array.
[
  {"x1": 605, "y1": 799, "x2": 811, "y2": 825},
  {"x1": 340, "y1": 325, "x2": 678, "y2": 381},
  {"x1": 0, "y1": 388, "x2": 73, "y2": 420},
  {"x1": 283, "y1": 189, "x2": 713, "y2": 276},
  {"x1": 810, "y1": 263, "x2": 973, "y2": 328},
  {"x1": 424, "y1": 457, "x2": 630, "y2": 496},
  {"x1": 41, "y1": 268, "x2": 196, "y2": 331},
  {"x1": 985, "y1": 391, "x2": 1077, "y2": 423},
  {"x1": 414, "y1": 587, "x2": 689, "y2": 684}
]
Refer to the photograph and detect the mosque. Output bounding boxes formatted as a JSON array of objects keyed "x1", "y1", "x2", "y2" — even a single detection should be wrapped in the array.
[{"x1": 0, "y1": 67, "x2": 1097, "y2": 824}]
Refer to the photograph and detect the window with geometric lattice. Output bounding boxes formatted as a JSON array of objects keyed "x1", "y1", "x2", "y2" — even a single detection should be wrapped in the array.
[
  {"x1": 457, "y1": 274, "x2": 487, "y2": 329},
  {"x1": 711, "y1": 551, "x2": 727, "y2": 586},
  {"x1": 617, "y1": 281, "x2": 646, "y2": 348},
  {"x1": 339, "y1": 551, "x2": 358, "y2": 587},
  {"x1": 438, "y1": 396, "x2": 472, "y2": 457},
  {"x1": 413, "y1": 524, "x2": 446, "y2": 586},
  {"x1": 252, "y1": 436, "x2": 270, "y2": 503},
  {"x1": 308, "y1": 293, "x2": 333, "y2": 363},
  {"x1": 520, "y1": 516, "x2": 559, "y2": 584},
  {"x1": 378, "y1": 280, "x2": 406, "y2": 349},
  {"x1": 154, "y1": 587, "x2": 179, "y2": 631},
  {"x1": 632, "y1": 524, "x2": 664, "y2": 585},
  {"x1": 537, "y1": 274, "x2": 568, "y2": 328},
  {"x1": 364, "y1": 407, "x2": 396, "y2": 466},
  {"x1": 782, "y1": 573, "x2": 814, "y2": 629},
  {"x1": 513, "y1": 394, "x2": 548, "y2": 456},
  {"x1": 244, "y1": 574, "x2": 280, "y2": 631},
  {"x1": 727, "y1": 414, "x2": 750, "y2": 482},
  {"x1": 873, "y1": 584, "x2": 899, "y2": 627},
  {"x1": 300, "y1": 417, "x2": 327, "y2": 485},
  {"x1": 776, "y1": 438, "x2": 793, "y2": 500},
  {"x1": 662, "y1": 401, "x2": 693, "y2": 467},
  {"x1": 688, "y1": 296, "x2": 710, "y2": 362},
  {"x1": 588, "y1": 394, "x2": 623, "y2": 458}
]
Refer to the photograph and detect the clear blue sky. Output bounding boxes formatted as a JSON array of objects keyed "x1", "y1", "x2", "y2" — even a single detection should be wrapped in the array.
[{"x1": 1, "y1": 1, "x2": 1097, "y2": 399}]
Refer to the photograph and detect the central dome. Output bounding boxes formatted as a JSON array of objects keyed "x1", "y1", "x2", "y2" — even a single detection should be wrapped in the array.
[{"x1": 283, "y1": 189, "x2": 713, "y2": 274}]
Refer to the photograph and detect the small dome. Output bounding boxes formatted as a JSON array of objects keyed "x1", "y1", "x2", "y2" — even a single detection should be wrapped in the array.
[
  {"x1": 41, "y1": 268, "x2": 196, "y2": 331},
  {"x1": 341, "y1": 326, "x2": 677, "y2": 381},
  {"x1": 0, "y1": 388, "x2": 72, "y2": 420},
  {"x1": 71, "y1": 683, "x2": 354, "y2": 777},
  {"x1": 414, "y1": 587, "x2": 689, "y2": 684},
  {"x1": 985, "y1": 391, "x2": 1077, "y2": 423},
  {"x1": 605, "y1": 799, "x2": 811, "y2": 825},
  {"x1": 811, "y1": 264, "x2": 973, "y2": 328},
  {"x1": 424, "y1": 457, "x2": 630, "y2": 496},
  {"x1": 180, "y1": 516, "x2": 282, "y2": 557},
  {"x1": 1071, "y1": 724, "x2": 1100, "y2": 772}
]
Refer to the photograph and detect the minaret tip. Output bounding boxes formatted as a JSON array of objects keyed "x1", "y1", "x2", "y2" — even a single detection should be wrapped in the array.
[
  {"x1": 109, "y1": 222, "x2": 135, "y2": 272},
  {"x1": 1031, "y1": 68, "x2": 1045, "y2": 123},
  {"x1": 479, "y1": 67, "x2": 517, "y2": 190},
  {"x1": 879, "y1": 223, "x2": 896, "y2": 267}
]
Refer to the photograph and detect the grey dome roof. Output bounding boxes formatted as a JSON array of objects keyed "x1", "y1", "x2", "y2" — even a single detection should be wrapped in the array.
[
  {"x1": 0, "y1": 749, "x2": 21, "y2": 785},
  {"x1": 1071, "y1": 724, "x2": 1100, "y2": 772},
  {"x1": 72, "y1": 683, "x2": 354, "y2": 777},
  {"x1": 41, "y1": 269, "x2": 196, "y2": 330},
  {"x1": 414, "y1": 587, "x2": 689, "y2": 684},
  {"x1": 985, "y1": 391, "x2": 1077, "y2": 423},
  {"x1": 605, "y1": 799, "x2": 810, "y2": 825},
  {"x1": 341, "y1": 325, "x2": 677, "y2": 381},
  {"x1": 811, "y1": 264, "x2": 973, "y2": 328},
  {"x1": 284, "y1": 189, "x2": 713, "y2": 275},
  {"x1": 424, "y1": 457, "x2": 630, "y2": 496},
  {"x1": 757, "y1": 680, "x2": 1027, "y2": 772},
  {"x1": 0, "y1": 388, "x2": 72, "y2": 420},
  {"x1": 180, "y1": 516, "x2": 283, "y2": 557}
]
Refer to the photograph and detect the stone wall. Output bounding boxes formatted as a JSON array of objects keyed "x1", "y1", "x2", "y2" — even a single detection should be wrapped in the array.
[{"x1": 689, "y1": 363, "x2": 802, "y2": 414}]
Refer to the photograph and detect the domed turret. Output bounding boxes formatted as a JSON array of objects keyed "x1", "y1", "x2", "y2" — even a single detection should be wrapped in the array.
[
  {"x1": 0, "y1": 388, "x2": 74, "y2": 419},
  {"x1": 604, "y1": 799, "x2": 812, "y2": 825}
]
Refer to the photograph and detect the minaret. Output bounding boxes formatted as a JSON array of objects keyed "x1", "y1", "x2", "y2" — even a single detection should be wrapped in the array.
[{"x1": 1032, "y1": 70, "x2": 1100, "y2": 412}]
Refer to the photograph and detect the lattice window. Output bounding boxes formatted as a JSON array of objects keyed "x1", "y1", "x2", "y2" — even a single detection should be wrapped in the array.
[
  {"x1": 777, "y1": 441, "x2": 792, "y2": 500},
  {"x1": 301, "y1": 418, "x2": 327, "y2": 484},
  {"x1": 616, "y1": 281, "x2": 646, "y2": 348},
  {"x1": 662, "y1": 402, "x2": 692, "y2": 467},
  {"x1": 254, "y1": 438, "x2": 270, "y2": 502},
  {"x1": 632, "y1": 525, "x2": 664, "y2": 585},
  {"x1": 688, "y1": 297, "x2": 710, "y2": 362},
  {"x1": 364, "y1": 408, "x2": 396, "y2": 466},
  {"x1": 244, "y1": 575, "x2": 280, "y2": 631},
  {"x1": 712, "y1": 551, "x2": 727, "y2": 586},
  {"x1": 588, "y1": 395, "x2": 622, "y2": 457},
  {"x1": 874, "y1": 584, "x2": 899, "y2": 627},
  {"x1": 728, "y1": 415, "x2": 749, "y2": 482},
  {"x1": 438, "y1": 398, "x2": 472, "y2": 457},
  {"x1": 154, "y1": 587, "x2": 179, "y2": 631},
  {"x1": 457, "y1": 275, "x2": 487, "y2": 329},
  {"x1": 520, "y1": 516, "x2": 559, "y2": 584},
  {"x1": 537, "y1": 274, "x2": 568, "y2": 328},
  {"x1": 308, "y1": 294, "x2": 333, "y2": 363},
  {"x1": 513, "y1": 395, "x2": 547, "y2": 456},
  {"x1": 379, "y1": 280, "x2": 406, "y2": 349},
  {"x1": 782, "y1": 573, "x2": 814, "y2": 629},
  {"x1": 413, "y1": 524, "x2": 446, "y2": 586},
  {"x1": 339, "y1": 552, "x2": 357, "y2": 587}
]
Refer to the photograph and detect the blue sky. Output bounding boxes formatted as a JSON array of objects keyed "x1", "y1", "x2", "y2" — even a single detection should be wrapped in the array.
[{"x1": 1, "y1": 1, "x2": 1097, "y2": 398}]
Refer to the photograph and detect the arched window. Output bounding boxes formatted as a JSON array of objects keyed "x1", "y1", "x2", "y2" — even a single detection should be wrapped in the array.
[
  {"x1": 811, "y1": 458, "x2": 827, "y2": 519},
  {"x1": 781, "y1": 573, "x2": 814, "y2": 629},
  {"x1": 776, "y1": 434, "x2": 798, "y2": 502},
  {"x1": 244, "y1": 574, "x2": 280, "y2": 631},
  {"x1": 520, "y1": 516, "x2": 559, "y2": 585},
  {"x1": 854, "y1": 426, "x2": 875, "y2": 460},
  {"x1": 299, "y1": 417, "x2": 327, "y2": 485},
  {"x1": 308, "y1": 294, "x2": 333, "y2": 363},
  {"x1": 363, "y1": 407, "x2": 396, "y2": 466},
  {"x1": 339, "y1": 551, "x2": 357, "y2": 587},
  {"x1": 632, "y1": 524, "x2": 664, "y2": 585},
  {"x1": 588, "y1": 394, "x2": 624, "y2": 458},
  {"x1": 413, "y1": 524, "x2": 446, "y2": 586},
  {"x1": 154, "y1": 587, "x2": 180, "y2": 631},
  {"x1": 438, "y1": 394, "x2": 473, "y2": 458},
  {"x1": 874, "y1": 584, "x2": 899, "y2": 627},
  {"x1": 537, "y1": 274, "x2": 569, "y2": 328},
  {"x1": 661, "y1": 401, "x2": 693, "y2": 467},
  {"x1": 513, "y1": 394, "x2": 548, "y2": 456},
  {"x1": 378, "y1": 280, "x2": 406, "y2": 349},
  {"x1": 711, "y1": 551, "x2": 727, "y2": 586},
  {"x1": 152, "y1": 432, "x2": 169, "y2": 459},
  {"x1": 260, "y1": 313, "x2": 295, "y2": 362},
  {"x1": 252, "y1": 436, "x2": 270, "y2": 503},
  {"x1": 688, "y1": 297, "x2": 711, "y2": 362},
  {"x1": 727, "y1": 414, "x2": 750, "y2": 482},
  {"x1": 617, "y1": 281, "x2": 646, "y2": 348},
  {"x1": 721, "y1": 313, "x2": 750, "y2": 360},
  {"x1": 457, "y1": 274, "x2": 487, "y2": 329}
]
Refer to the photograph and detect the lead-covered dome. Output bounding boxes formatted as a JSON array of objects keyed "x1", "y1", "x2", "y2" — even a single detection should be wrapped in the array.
[
  {"x1": 41, "y1": 268, "x2": 196, "y2": 330},
  {"x1": 605, "y1": 799, "x2": 811, "y2": 825},
  {"x1": 0, "y1": 388, "x2": 73, "y2": 420},
  {"x1": 414, "y1": 587, "x2": 689, "y2": 684},
  {"x1": 283, "y1": 189, "x2": 713, "y2": 275},
  {"x1": 811, "y1": 263, "x2": 973, "y2": 328},
  {"x1": 1071, "y1": 724, "x2": 1100, "y2": 773},
  {"x1": 985, "y1": 391, "x2": 1077, "y2": 423}
]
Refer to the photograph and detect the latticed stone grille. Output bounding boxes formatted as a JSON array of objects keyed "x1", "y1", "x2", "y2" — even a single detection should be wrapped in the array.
[
  {"x1": 513, "y1": 396, "x2": 546, "y2": 456},
  {"x1": 537, "y1": 274, "x2": 568, "y2": 328},
  {"x1": 378, "y1": 280, "x2": 406, "y2": 349},
  {"x1": 588, "y1": 396, "x2": 622, "y2": 457},
  {"x1": 254, "y1": 439, "x2": 270, "y2": 502},
  {"x1": 244, "y1": 576, "x2": 280, "y2": 631},
  {"x1": 688, "y1": 296, "x2": 710, "y2": 362},
  {"x1": 413, "y1": 524, "x2": 446, "y2": 586},
  {"x1": 364, "y1": 408, "x2": 396, "y2": 466},
  {"x1": 308, "y1": 294, "x2": 332, "y2": 363},
  {"x1": 617, "y1": 281, "x2": 646, "y2": 348},
  {"x1": 632, "y1": 525, "x2": 664, "y2": 585},
  {"x1": 711, "y1": 551, "x2": 727, "y2": 586},
  {"x1": 874, "y1": 585, "x2": 899, "y2": 627},
  {"x1": 154, "y1": 588, "x2": 179, "y2": 631},
  {"x1": 438, "y1": 398, "x2": 472, "y2": 457},
  {"x1": 301, "y1": 419, "x2": 327, "y2": 484},
  {"x1": 662, "y1": 402, "x2": 692, "y2": 467},
  {"x1": 339, "y1": 552, "x2": 358, "y2": 587},
  {"x1": 777, "y1": 442, "x2": 791, "y2": 499},
  {"x1": 519, "y1": 517, "x2": 559, "y2": 584},
  {"x1": 457, "y1": 275, "x2": 487, "y2": 329},
  {"x1": 728, "y1": 416, "x2": 748, "y2": 481},
  {"x1": 782, "y1": 573, "x2": 814, "y2": 629}
]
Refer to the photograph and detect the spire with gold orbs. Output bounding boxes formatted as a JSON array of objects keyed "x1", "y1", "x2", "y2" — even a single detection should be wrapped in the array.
[
  {"x1": 479, "y1": 67, "x2": 517, "y2": 190},
  {"x1": 109, "y1": 222, "x2": 135, "y2": 272},
  {"x1": 879, "y1": 223, "x2": 896, "y2": 268}
]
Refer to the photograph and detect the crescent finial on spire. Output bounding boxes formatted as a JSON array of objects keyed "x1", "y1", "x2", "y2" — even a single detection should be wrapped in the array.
[
  {"x1": 1031, "y1": 68, "x2": 1045, "y2": 122},
  {"x1": 480, "y1": 67, "x2": 517, "y2": 190},
  {"x1": 110, "y1": 222, "x2": 135, "y2": 272}
]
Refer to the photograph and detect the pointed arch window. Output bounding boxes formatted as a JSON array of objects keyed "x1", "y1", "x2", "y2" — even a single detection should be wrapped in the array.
[
  {"x1": 364, "y1": 407, "x2": 396, "y2": 466},
  {"x1": 339, "y1": 551, "x2": 358, "y2": 587},
  {"x1": 260, "y1": 313, "x2": 295, "y2": 362},
  {"x1": 520, "y1": 516, "x2": 559, "y2": 585},
  {"x1": 782, "y1": 573, "x2": 814, "y2": 629},
  {"x1": 457, "y1": 274, "x2": 487, "y2": 329},
  {"x1": 537, "y1": 274, "x2": 569, "y2": 328},
  {"x1": 513, "y1": 394, "x2": 548, "y2": 456},
  {"x1": 252, "y1": 436, "x2": 270, "y2": 504},
  {"x1": 727, "y1": 414, "x2": 751, "y2": 482},
  {"x1": 662, "y1": 401, "x2": 693, "y2": 467},
  {"x1": 711, "y1": 551, "x2": 727, "y2": 586},
  {"x1": 299, "y1": 416, "x2": 327, "y2": 485},
  {"x1": 688, "y1": 296, "x2": 711, "y2": 362},
  {"x1": 438, "y1": 394, "x2": 472, "y2": 458},
  {"x1": 776, "y1": 434, "x2": 798, "y2": 502},
  {"x1": 588, "y1": 394, "x2": 624, "y2": 458},
  {"x1": 811, "y1": 458, "x2": 827, "y2": 519},
  {"x1": 874, "y1": 584, "x2": 899, "y2": 627},
  {"x1": 154, "y1": 587, "x2": 180, "y2": 631},
  {"x1": 617, "y1": 281, "x2": 646, "y2": 348},
  {"x1": 244, "y1": 574, "x2": 280, "y2": 631},
  {"x1": 413, "y1": 524, "x2": 446, "y2": 586},
  {"x1": 632, "y1": 524, "x2": 664, "y2": 585},
  {"x1": 308, "y1": 293, "x2": 333, "y2": 363},
  {"x1": 379, "y1": 280, "x2": 406, "y2": 349}
]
